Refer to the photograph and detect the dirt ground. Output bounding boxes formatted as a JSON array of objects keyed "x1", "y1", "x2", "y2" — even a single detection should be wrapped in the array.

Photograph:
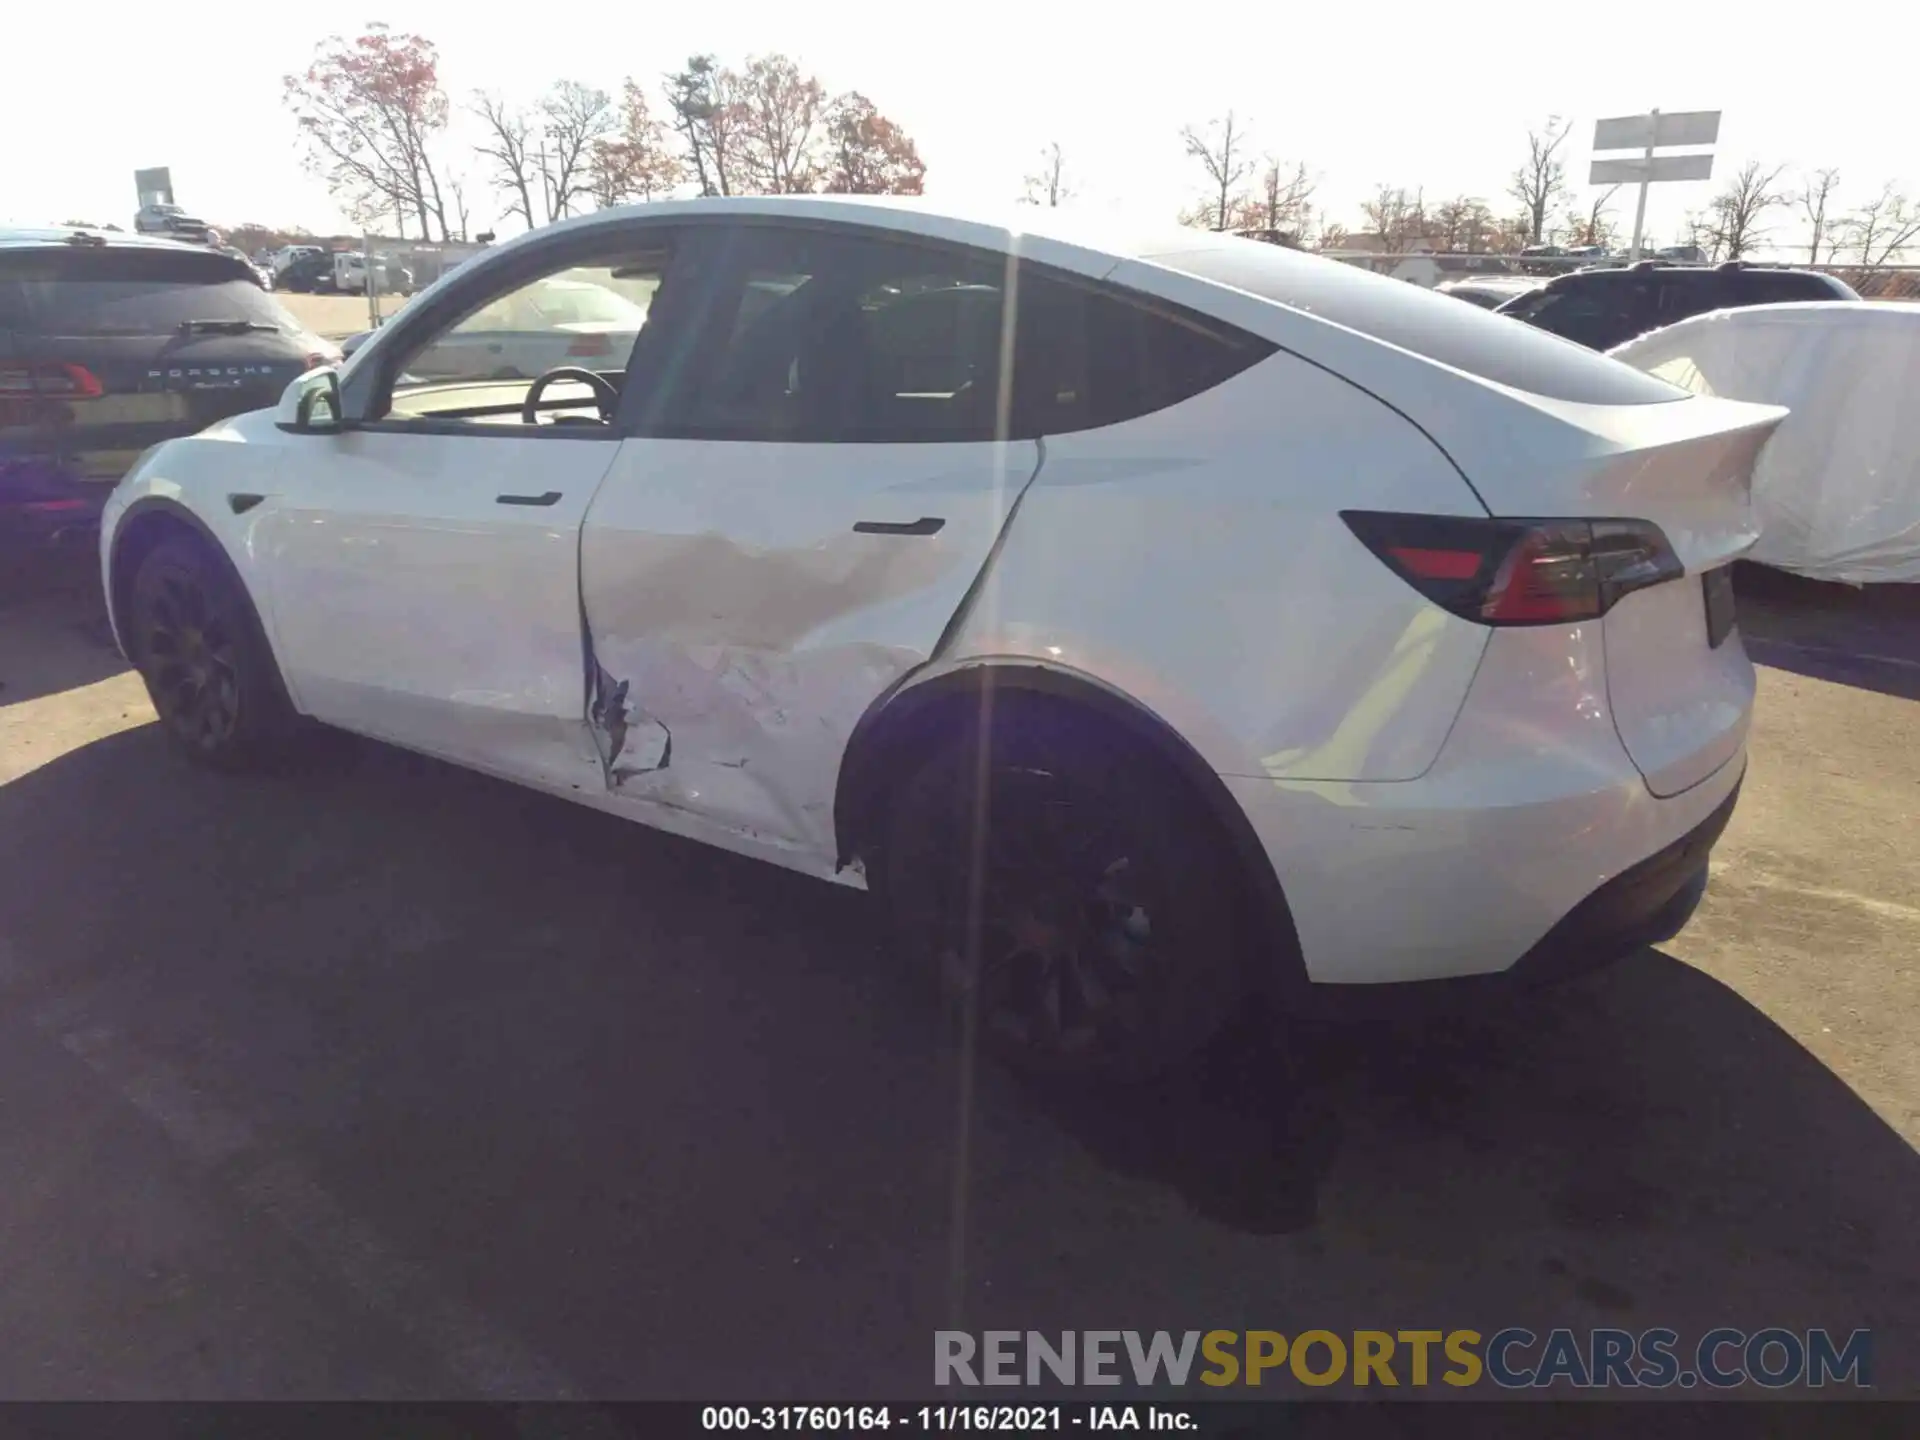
[{"x1": 0, "y1": 557, "x2": 1914, "y2": 1398}]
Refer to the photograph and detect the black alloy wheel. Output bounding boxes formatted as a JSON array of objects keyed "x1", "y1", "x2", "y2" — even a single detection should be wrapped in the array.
[
  {"x1": 881, "y1": 697, "x2": 1248, "y2": 1080},
  {"x1": 127, "y1": 535, "x2": 295, "y2": 768}
]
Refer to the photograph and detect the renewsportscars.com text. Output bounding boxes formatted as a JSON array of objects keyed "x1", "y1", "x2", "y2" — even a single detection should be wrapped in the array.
[{"x1": 935, "y1": 1328, "x2": 1872, "y2": 1390}]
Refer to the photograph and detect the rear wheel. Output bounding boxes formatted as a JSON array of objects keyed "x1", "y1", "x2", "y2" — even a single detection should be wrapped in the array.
[
  {"x1": 127, "y1": 535, "x2": 297, "y2": 770},
  {"x1": 877, "y1": 696, "x2": 1251, "y2": 1080}
]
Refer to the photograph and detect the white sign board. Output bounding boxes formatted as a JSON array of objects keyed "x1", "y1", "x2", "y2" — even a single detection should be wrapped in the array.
[
  {"x1": 1592, "y1": 110, "x2": 1722, "y2": 152},
  {"x1": 1589, "y1": 153, "x2": 1716, "y2": 185},
  {"x1": 134, "y1": 166, "x2": 174, "y2": 208}
]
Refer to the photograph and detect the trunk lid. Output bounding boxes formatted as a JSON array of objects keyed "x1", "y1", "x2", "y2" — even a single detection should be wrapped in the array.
[{"x1": 1468, "y1": 391, "x2": 1787, "y2": 797}]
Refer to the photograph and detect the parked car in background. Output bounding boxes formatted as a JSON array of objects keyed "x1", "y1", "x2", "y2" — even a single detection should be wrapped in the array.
[
  {"x1": 98, "y1": 196, "x2": 1769, "y2": 1079},
  {"x1": 1612, "y1": 302, "x2": 1920, "y2": 585},
  {"x1": 1, "y1": 228, "x2": 338, "y2": 550},
  {"x1": 1436, "y1": 275, "x2": 1544, "y2": 309},
  {"x1": 218, "y1": 245, "x2": 272, "y2": 288},
  {"x1": 133, "y1": 203, "x2": 212, "y2": 244},
  {"x1": 401, "y1": 272, "x2": 651, "y2": 380},
  {"x1": 332, "y1": 252, "x2": 415, "y2": 296},
  {"x1": 1496, "y1": 260, "x2": 1858, "y2": 351},
  {"x1": 275, "y1": 251, "x2": 341, "y2": 293},
  {"x1": 270, "y1": 244, "x2": 326, "y2": 278}
]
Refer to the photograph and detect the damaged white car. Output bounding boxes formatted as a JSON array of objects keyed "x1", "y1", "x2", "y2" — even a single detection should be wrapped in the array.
[{"x1": 100, "y1": 197, "x2": 1777, "y2": 1076}]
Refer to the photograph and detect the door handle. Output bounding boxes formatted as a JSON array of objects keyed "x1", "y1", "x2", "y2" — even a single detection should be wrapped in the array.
[
  {"x1": 497, "y1": 491, "x2": 563, "y2": 507},
  {"x1": 852, "y1": 516, "x2": 945, "y2": 536}
]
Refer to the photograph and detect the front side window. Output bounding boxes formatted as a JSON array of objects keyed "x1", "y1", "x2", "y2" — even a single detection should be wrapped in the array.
[
  {"x1": 376, "y1": 248, "x2": 672, "y2": 429},
  {"x1": 661, "y1": 228, "x2": 1011, "y2": 443}
]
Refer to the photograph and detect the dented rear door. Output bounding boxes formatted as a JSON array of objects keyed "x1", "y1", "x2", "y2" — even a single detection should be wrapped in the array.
[
  {"x1": 578, "y1": 436, "x2": 1040, "y2": 859},
  {"x1": 574, "y1": 220, "x2": 1050, "y2": 863}
]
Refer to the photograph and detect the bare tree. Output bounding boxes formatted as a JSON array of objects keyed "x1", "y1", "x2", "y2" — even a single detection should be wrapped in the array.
[
  {"x1": 445, "y1": 170, "x2": 474, "y2": 241},
  {"x1": 472, "y1": 91, "x2": 541, "y2": 228},
  {"x1": 587, "y1": 80, "x2": 684, "y2": 207},
  {"x1": 820, "y1": 92, "x2": 925, "y2": 195},
  {"x1": 1678, "y1": 211, "x2": 1717, "y2": 261},
  {"x1": 284, "y1": 25, "x2": 455, "y2": 241},
  {"x1": 1840, "y1": 182, "x2": 1920, "y2": 272},
  {"x1": 540, "y1": 81, "x2": 617, "y2": 218},
  {"x1": 1180, "y1": 111, "x2": 1254, "y2": 231},
  {"x1": 1360, "y1": 186, "x2": 1427, "y2": 253},
  {"x1": 664, "y1": 55, "x2": 743, "y2": 197},
  {"x1": 1797, "y1": 167, "x2": 1842, "y2": 265},
  {"x1": 1432, "y1": 195, "x2": 1496, "y2": 253},
  {"x1": 733, "y1": 54, "x2": 828, "y2": 194},
  {"x1": 1563, "y1": 186, "x2": 1622, "y2": 248},
  {"x1": 1247, "y1": 157, "x2": 1314, "y2": 238},
  {"x1": 1709, "y1": 161, "x2": 1786, "y2": 260},
  {"x1": 1509, "y1": 117, "x2": 1569, "y2": 245},
  {"x1": 1023, "y1": 142, "x2": 1071, "y2": 207}
]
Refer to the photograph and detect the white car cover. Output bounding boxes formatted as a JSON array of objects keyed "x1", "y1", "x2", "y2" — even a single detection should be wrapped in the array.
[{"x1": 1610, "y1": 301, "x2": 1920, "y2": 584}]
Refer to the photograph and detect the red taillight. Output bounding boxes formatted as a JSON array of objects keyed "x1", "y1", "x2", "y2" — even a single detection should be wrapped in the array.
[
  {"x1": 1386, "y1": 545, "x2": 1484, "y2": 581},
  {"x1": 0, "y1": 362, "x2": 104, "y2": 399},
  {"x1": 566, "y1": 332, "x2": 613, "y2": 357},
  {"x1": 1343, "y1": 511, "x2": 1683, "y2": 626}
]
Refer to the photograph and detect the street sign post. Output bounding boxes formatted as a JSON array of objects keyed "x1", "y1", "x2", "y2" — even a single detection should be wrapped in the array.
[{"x1": 1591, "y1": 110, "x2": 1720, "y2": 263}]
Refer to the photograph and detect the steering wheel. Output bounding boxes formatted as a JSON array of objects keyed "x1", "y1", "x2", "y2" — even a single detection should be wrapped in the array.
[{"x1": 521, "y1": 366, "x2": 620, "y2": 425}]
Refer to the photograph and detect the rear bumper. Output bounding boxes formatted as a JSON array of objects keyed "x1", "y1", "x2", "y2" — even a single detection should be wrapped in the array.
[
  {"x1": 1223, "y1": 624, "x2": 1750, "y2": 987},
  {"x1": 1502, "y1": 770, "x2": 1741, "y2": 986},
  {"x1": 1, "y1": 465, "x2": 109, "y2": 549}
]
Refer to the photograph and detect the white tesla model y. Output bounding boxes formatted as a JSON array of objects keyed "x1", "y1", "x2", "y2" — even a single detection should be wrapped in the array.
[{"x1": 99, "y1": 197, "x2": 1778, "y2": 1076}]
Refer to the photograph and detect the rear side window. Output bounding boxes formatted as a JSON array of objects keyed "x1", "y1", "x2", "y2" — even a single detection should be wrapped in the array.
[
  {"x1": 1656, "y1": 273, "x2": 1728, "y2": 324},
  {"x1": 1147, "y1": 239, "x2": 1687, "y2": 403},
  {"x1": 1741, "y1": 271, "x2": 1854, "y2": 304},
  {"x1": 1514, "y1": 285, "x2": 1652, "y2": 351},
  {"x1": 4, "y1": 248, "x2": 293, "y2": 336},
  {"x1": 1009, "y1": 272, "x2": 1275, "y2": 436}
]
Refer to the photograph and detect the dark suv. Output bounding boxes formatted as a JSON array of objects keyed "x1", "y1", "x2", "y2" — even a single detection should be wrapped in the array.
[
  {"x1": 1496, "y1": 260, "x2": 1858, "y2": 351},
  {"x1": 2, "y1": 229, "x2": 338, "y2": 549}
]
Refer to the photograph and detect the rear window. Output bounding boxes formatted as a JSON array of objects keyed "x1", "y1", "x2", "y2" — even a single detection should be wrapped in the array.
[
  {"x1": 0, "y1": 247, "x2": 295, "y2": 336},
  {"x1": 1144, "y1": 239, "x2": 1687, "y2": 405}
]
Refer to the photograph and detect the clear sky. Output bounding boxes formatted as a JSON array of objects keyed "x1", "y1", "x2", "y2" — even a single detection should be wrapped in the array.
[{"x1": 6, "y1": 1, "x2": 1912, "y2": 257}]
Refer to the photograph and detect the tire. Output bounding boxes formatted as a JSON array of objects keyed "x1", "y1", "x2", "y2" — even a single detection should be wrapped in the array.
[
  {"x1": 126, "y1": 534, "x2": 298, "y2": 770},
  {"x1": 876, "y1": 694, "x2": 1250, "y2": 1081}
]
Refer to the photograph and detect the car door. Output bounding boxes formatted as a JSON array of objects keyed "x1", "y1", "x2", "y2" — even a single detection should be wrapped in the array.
[
  {"x1": 576, "y1": 221, "x2": 1044, "y2": 862},
  {"x1": 252, "y1": 229, "x2": 690, "y2": 794}
]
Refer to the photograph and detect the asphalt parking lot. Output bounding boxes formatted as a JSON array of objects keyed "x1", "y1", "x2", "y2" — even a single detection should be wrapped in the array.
[
  {"x1": 277, "y1": 292, "x2": 409, "y2": 340},
  {"x1": 0, "y1": 556, "x2": 1914, "y2": 1400}
]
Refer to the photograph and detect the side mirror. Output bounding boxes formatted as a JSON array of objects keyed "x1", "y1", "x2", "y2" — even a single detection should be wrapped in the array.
[{"x1": 278, "y1": 366, "x2": 346, "y2": 433}]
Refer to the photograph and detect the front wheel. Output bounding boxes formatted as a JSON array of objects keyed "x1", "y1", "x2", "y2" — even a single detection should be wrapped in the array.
[
  {"x1": 877, "y1": 697, "x2": 1251, "y2": 1080},
  {"x1": 126, "y1": 535, "x2": 298, "y2": 769}
]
